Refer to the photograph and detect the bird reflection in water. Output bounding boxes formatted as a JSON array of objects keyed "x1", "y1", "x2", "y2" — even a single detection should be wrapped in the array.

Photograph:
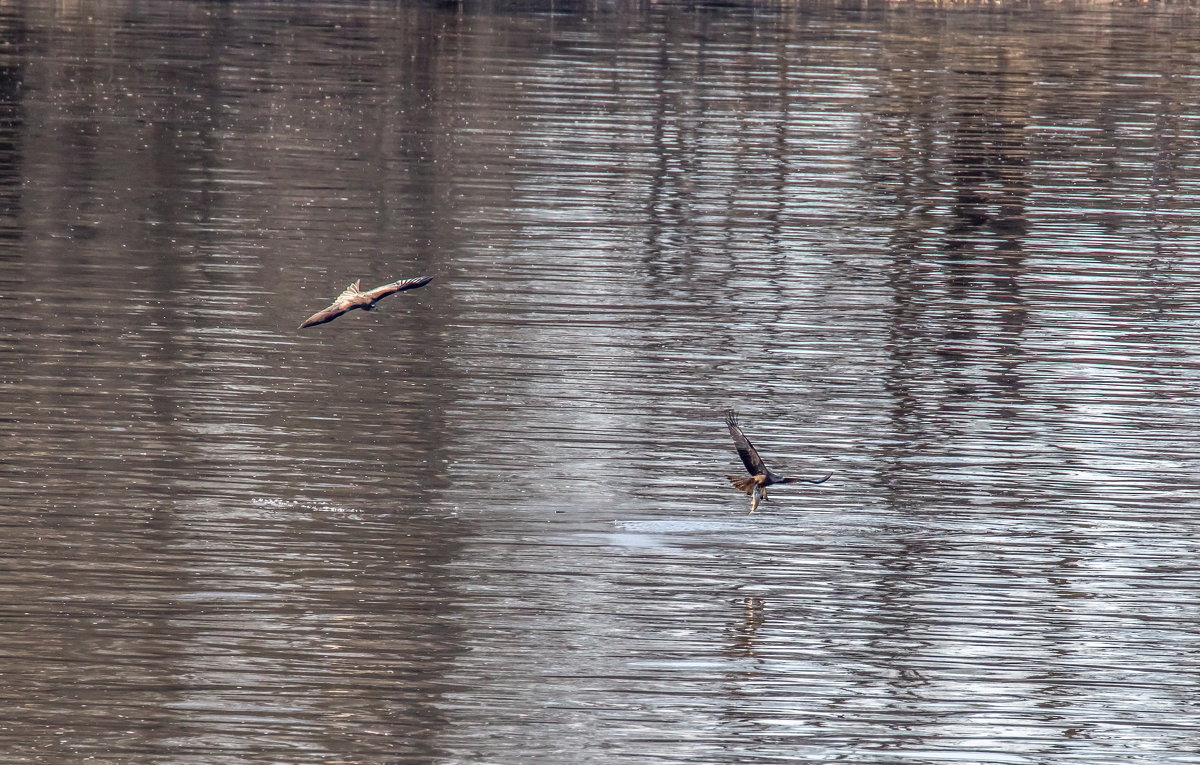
[{"x1": 727, "y1": 596, "x2": 767, "y2": 658}]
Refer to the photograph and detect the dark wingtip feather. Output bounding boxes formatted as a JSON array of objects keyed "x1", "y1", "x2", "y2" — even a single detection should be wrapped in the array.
[
  {"x1": 298, "y1": 313, "x2": 322, "y2": 329},
  {"x1": 400, "y1": 275, "x2": 433, "y2": 290},
  {"x1": 298, "y1": 313, "x2": 328, "y2": 329}
]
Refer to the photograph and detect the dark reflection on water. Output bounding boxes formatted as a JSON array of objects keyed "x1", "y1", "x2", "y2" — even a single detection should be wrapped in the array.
[{"x1": 4, "y1": 1, "x2": 1200, "y2": 763}]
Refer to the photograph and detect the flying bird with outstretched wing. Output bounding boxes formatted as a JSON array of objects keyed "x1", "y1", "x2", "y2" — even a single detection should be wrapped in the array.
[
  {"x1": 725, "y1": 409, "x2": 830, "y2": 513},
  {"x1": 299, "y1": 275, "x2": 432, "y2": 329}
]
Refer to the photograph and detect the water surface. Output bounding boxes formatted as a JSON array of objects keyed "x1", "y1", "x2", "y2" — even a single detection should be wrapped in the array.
[{"x1": 4, "y1": 2, "x2": 1200, "y2": 763}]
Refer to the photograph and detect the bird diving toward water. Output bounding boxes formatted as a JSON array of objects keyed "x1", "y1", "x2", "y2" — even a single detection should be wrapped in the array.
[
  {"x1": 726, "y1": 409, "x2": 830, "y2": 513},
  {"x1": 299, "y1": 275, "x2": 433, "y2": 329}
]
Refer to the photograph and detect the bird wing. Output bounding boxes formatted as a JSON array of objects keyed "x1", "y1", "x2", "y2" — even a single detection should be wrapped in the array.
[
  {"x1": 361, "y1": 275, "x2": 433, "y2": 302},
  {"x1": 298, "y1": 303, "x2": 352, "y2": 328},
  {"x1": 726, "y1": 409, "x2": 769, "y2": 476},
  {"x1": 298, "y1": 281, "x2": 363, "y2": 329}
]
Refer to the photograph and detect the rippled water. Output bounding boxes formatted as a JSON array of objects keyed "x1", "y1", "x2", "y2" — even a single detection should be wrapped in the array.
[{"x1": 4, "y1": 1, "x2": 1200, "y2": 763}]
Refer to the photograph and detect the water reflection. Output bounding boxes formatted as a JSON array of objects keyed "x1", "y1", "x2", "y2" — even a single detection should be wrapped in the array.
[{"x1": 4, "y1": 1, "x2": 1200, "y2": 763}]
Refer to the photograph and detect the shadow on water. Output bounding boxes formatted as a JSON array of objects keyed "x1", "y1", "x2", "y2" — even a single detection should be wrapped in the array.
[{"x1": 3, "y1": 1, "x2": 1200, "y2": 763}]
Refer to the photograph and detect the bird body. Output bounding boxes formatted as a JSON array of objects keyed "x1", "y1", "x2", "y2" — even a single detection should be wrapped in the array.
[
  {"x1": 299, "y1": 275, "x2": 432, "y2": 329},
  {"x1": 725, "y1": 409, "x2": 829, "y2": 512}
]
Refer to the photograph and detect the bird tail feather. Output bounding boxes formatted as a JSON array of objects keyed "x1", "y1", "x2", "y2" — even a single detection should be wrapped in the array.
[{"x1": 728, "y1": 475, "x2": 758, "y2": 495}]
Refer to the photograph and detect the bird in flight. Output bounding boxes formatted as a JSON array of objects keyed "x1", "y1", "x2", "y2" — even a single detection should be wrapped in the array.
[
  {"x1": 725, "y1": 409, "x2": 830, "y2": 513},
  {"x1": 299, "y1": 275, "x2": 433, "y2": 329}
]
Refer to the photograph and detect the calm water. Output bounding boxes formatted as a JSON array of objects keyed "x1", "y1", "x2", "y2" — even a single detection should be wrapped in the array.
[{"x1": 4, "y1": 1, "x2": 1200, "y2": 763}]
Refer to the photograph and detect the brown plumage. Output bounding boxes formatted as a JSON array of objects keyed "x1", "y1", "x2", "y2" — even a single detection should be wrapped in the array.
[
  {"x1": 725, "y1": 409, "x2": 830, "y2": 513},
  {"x1": 299, "y1": 275, "x2": 433, "y2": 329}
]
